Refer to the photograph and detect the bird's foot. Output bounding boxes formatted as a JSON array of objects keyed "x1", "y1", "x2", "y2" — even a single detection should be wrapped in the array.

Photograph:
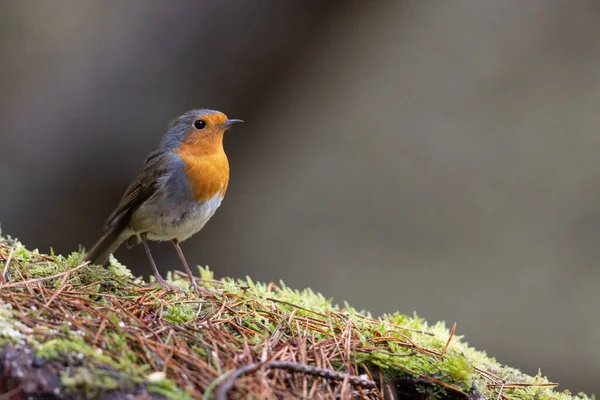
[
  {"x1": 188, "y1": 278, "x2": 210, "y2": 297},
  {"x1": 144, "y1": 277, "x2": 185, "y2": 294}
]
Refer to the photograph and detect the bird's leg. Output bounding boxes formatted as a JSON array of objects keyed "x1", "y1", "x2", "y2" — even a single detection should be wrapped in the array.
[
  {"x1": 140, "y1": 233, "x2": 183, "y2": 293},
  {"x1": 171, "y1": 240, "x2": 203, "y2": 294}
]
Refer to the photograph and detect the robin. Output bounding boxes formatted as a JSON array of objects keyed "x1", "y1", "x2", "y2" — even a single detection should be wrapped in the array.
[{"x1": 85, "y1": 109, "x2": 243, "y2": 293}]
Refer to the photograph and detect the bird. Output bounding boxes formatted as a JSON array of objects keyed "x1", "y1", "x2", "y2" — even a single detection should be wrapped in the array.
[{"x1": 85, "y1": 109, "x2": 243, "y2": 293}]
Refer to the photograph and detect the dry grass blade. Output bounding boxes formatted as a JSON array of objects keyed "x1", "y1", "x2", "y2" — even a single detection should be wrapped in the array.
[
  {"x1": 441, "y1": 321, "x2": 457, "y2": 359},
  {"x1": 487, "y1": 382, "x2": 558, "y2": 389},
  {"x1": 44, "y1": 268, "x2": 72, "y2": 308},
  {"x1": 1, "y1": 246, "x2": 14, "y2": 283}
]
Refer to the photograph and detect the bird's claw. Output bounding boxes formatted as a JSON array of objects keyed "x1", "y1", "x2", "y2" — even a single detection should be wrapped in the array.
[
  {"x1": 145, "y1": 277, "x2": 185, "y2": 294},
  {"x1": 189, "y1": 279, "x2": 209, "y2": 297}
]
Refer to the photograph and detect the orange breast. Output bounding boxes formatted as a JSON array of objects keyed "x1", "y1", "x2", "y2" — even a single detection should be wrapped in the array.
[{"x1": 175, "y1": 132, "x2": 230, "y2": 202}]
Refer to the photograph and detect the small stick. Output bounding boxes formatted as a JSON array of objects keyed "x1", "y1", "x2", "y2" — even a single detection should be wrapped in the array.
[
  {"x1": 266, "y1": 361, "x2": 376, "y2": 389},
  {"x1": 496, "y1": 380, "x2": 506, "y2": 400},
  {"x1": 215, "y1": 360, "x2": 377, "y2": 400},
  {"x1": 215, "y1": 362, "x2": 263, "y2": 400}
]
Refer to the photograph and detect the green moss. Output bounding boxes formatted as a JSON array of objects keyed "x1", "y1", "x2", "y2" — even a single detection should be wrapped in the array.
[
  {"x1": 61, "y1": 367, "x2": 132, "y2": 398},
  {"x1": 0, "y1": 234, "x2": 594, "y2": 400},
  {"x1": 196, "y1": 265, "x2": 214, "y2": 281},
  {"x1": 37, "y1": 336, "x2": 114, "y2": 366},
  {"x1": 147, "y1": 378, "x2": 193, "y2": 400},
  {"x1": 164, "y1": 302, "x2": 196, "y2": 324}
]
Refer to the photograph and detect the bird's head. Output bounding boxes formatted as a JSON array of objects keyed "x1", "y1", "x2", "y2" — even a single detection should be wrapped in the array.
[{"x1": 161, "y1": 109, "x2": 243, "y2": 152}]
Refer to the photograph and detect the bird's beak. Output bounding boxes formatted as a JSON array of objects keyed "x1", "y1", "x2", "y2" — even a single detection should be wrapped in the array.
[{"x1": 219, "y1": 119, "x2": 244, "y2": 129}]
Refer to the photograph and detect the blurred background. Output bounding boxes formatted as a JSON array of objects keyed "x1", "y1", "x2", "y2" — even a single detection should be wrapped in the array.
[{"x1": 1, "y1": 0, "x2": 599, "y2": 394}]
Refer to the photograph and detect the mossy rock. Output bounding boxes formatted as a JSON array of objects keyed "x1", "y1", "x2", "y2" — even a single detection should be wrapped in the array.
[{"x1": 0, "y1": 234, "x2": 592, "y2": 400}]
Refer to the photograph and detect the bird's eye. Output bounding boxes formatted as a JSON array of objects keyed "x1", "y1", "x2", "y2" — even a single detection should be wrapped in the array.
[{"x1": 194, "y1": 120, "x2": 206, "y2": 130}]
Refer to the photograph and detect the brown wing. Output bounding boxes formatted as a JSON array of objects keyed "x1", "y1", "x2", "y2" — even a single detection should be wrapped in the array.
[{"x1": 102, "y1": 150, "x2": 165, "y2": 231}]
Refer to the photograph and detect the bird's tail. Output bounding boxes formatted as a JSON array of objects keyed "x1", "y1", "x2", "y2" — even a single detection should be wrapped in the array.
[{"x1": 85, "y1": 227, "x2": 128, "y2": 266}]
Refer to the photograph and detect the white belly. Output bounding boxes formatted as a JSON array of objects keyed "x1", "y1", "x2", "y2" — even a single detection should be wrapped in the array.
[{"x1": 131, "y1": 192, "x2": 224, "y2": 242}]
